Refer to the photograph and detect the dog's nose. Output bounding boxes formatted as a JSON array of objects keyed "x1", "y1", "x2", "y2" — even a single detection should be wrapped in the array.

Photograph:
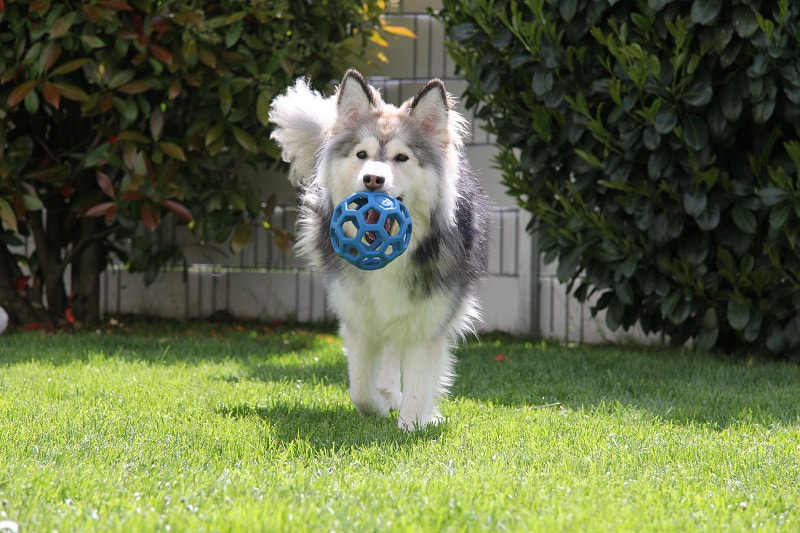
[{"x1": 362, "y1": 174, "x2": 386, "y2": 191}]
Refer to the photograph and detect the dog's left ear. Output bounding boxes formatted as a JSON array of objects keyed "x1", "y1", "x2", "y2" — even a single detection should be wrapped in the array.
[{"x1": 408, "y1": 80, "x2": 449, "y2": 137}]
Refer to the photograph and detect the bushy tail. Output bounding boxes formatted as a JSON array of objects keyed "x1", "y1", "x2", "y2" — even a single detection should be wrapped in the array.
[{"x1": 269, "y1": 79, "x2": 336, "y2": 187}]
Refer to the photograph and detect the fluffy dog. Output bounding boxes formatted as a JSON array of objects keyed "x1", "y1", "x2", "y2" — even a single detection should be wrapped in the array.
[{"x1": 269, "y1": 70, "x2": 489, "y2": 430}]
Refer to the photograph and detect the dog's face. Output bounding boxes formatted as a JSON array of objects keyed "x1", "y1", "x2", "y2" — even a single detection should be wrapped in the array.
[{"x1": 318, "y1": 71, "x2": 460, "y2": 236}]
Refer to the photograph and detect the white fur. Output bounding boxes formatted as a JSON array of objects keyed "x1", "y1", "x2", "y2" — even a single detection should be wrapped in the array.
[
  {"x1": 270, "y1": 72, "x2": 485, "y2": 430},
  {"x1": 268, "y1": 78, "x2": 336, "y2": 187},
  {"x1": 330, "y1": 254, "x2": 470, "y2": 430}
]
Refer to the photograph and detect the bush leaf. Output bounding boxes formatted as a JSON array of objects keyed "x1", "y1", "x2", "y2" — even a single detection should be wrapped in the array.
[
  {"x1": 683, "y1": 190, "x2": 707, "y2": 217},
  {"x1": 159, "y1": 142, "x2": 186, "y2": 162},
  {"x1": 682, "y1": 115, "x2": 709, "y2": 150},
  {"x1": 7, "y1": 80, "x2": 39, "y2": 107},
  {"x1": 0, "y1": 198, "x2": 18, "y2": 231},
  {"x1": 52, "y1": 82, "x2": 88, "y2": 102},
  {"x1": 727, "y1": 298, "x2": 750, "y2": 331},
  {"x1": 731, "y1": 205, "x2": 757, "y2": 234},
  {"x1": 690, "y1": 0, "x2": 721, "y2": 24},
  {"x1": 230, "y1": 125, "x2": 258, "y2": 152}
]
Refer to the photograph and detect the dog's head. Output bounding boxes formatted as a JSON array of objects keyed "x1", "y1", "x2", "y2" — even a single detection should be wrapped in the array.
[{"x1": 318, "y1": 70, "x2": 466, "y2": 234}]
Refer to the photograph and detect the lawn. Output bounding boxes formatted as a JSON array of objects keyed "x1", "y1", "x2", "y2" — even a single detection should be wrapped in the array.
[{"x1": 1, "y1": 321, "x2": 799, "y2": 532}]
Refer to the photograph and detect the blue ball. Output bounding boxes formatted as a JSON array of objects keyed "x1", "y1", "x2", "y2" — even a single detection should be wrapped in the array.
[{"x1": 330, "y1": 192, "x2": 412, "y2": 270}]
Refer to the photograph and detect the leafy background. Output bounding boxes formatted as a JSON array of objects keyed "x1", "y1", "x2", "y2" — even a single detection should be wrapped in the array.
[
  {"x1": 0, "y1": 0, "x2": 407, "y2": 326},
  {"x1": 439, "y1": 0, "x2": 800, "y2": 357}
]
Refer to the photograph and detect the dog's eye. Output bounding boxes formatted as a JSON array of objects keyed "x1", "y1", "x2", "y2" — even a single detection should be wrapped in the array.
[
  {"x1": 394, "y1": 153, "x2": 409, "y2": 163},
  {"x1": 356, "y1": 150, "x2": 368, "y2": 159}
]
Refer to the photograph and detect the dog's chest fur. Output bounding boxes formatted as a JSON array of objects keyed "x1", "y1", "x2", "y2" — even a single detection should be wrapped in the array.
[{"x1": 326, "y1": 251, "x2": 457, "y2": 342}]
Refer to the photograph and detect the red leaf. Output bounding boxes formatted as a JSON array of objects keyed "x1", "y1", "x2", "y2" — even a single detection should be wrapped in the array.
[
  {"x1": 100, "y1": 93, "x2": 114, "y2": 112},
  {"x1": 81, "y1": 5, "x2": 105, "y2": 23},
  {"x1": 98, "y1": 0, "x2": 132, "y2": 11},
  {"x1": 131, "y1": 53, "x2": 148, "y2": 67},
  {"x1": 163, "y1": 200, "x2": 193, "y2": 221},
  {"x1": 117, "y1": 28, "x2": 138, "y2": 40},
  {"x1": 29, "y1": 0, "x2": 49, "y2": 13},
  {"x1": 85, "y1": 201, "x2": 115, "y2": 217},
  {"x1": 65, "y1": 307, "x2": 76, "y2": 324},
  {"x1": 13, "y1": 276, "x2": 29, "y2": 291},
  {"x1": 50, "y1": 12, "x2": 76, "y2": 39},
  {"x1": 121, "y1": 189, "x2": 144, "y2": 201},
  {"x1": 42, "y1": 44, "x2": 62, "y2": 74},
  {"x1": 43, "y1": 81, "x2": 60, "y2": 109},
  {"x1": 150, "y1": 44, "x2": 173, "y2": 66},
  {"x1": 60, "y1": 182, "x2": 73, "y2": 198},
  {"x1": 152, "y1": 19, "x2": 171, "y2": 40},
  {"x1": 21, "y1": 322, "x2": 44, "y2": 331},
  {"x1": 197, "y1": 46, "x2": 217, "y2": 69},
  {"x1": 7, "y1": 80, "x2": 38, "y2": 107},
  {"x1": 141, "y1": 202, "x2": 160, "y2": 231},
  {"x1": 117, "y1": 80, "x2": 151, "y2": 94},
  {"x1": 132, "y1": 13, "x2": 143, "y2": 34},
  {"x1": 494, "y1": 354, "x2": 512, "y2": 362},
  {"x1": 168, "y1": 78, "x2": 182, "y2": 99},
  {"x1": 272, "y1": 228, "x2": 295, "y2": 252},
  {"x1": 96, "y1": 170, "x2": 115, "y2": 198}
]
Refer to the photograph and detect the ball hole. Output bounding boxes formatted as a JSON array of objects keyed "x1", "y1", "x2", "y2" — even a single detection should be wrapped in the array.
[{"x1": 342, "y1": 220, "x2": 357, "y2": 239}]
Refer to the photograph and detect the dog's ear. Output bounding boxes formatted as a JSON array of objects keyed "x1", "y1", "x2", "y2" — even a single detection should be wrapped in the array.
[
  {"x1": 337, "y1": 69, "x2": 374, "y2": 127},
  {"x1": 408, "y1": 80, "x2": 449, "y2": 137}
]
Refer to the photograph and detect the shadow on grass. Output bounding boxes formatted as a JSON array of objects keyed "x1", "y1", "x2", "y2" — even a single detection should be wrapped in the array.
[
  {"x1": 216, "y1": 358, "x2": 348, "y2": 388},
  {"x1": 6, "y1": 324, "x2": 800, "y2": 430},
  {"x1": 0, "y1": 324, "x2": 337, "y2": 366},
  {"x1": 219, "y1": 402, "x2": 445, "y2": 450},
  {"x1": 452, "y1": 337, "x2": 800, "y2": 428}
]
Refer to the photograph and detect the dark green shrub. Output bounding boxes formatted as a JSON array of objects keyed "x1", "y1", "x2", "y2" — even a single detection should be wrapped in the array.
[
  {"x1": 439, "y1": 0, "x2": 800, "y2": 356},
  {"x1": 0, "y1": 0, "x2": 389, "y2": 325}
]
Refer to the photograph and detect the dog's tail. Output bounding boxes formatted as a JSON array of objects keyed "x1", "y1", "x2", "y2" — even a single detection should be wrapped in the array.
[{"x1": 269, "y1": 78, "x2": 336, "y2": 188}]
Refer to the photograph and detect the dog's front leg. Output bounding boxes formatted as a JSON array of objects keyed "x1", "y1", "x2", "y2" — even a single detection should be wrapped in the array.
[
  {"x1": 377, "y1": 350, "x2": 402, "y2": 411},
  {"x1": 398, "y1": 338, "x2": 451, "y2": 431},
  {"x1": 341, "y1": 323, "x2": 391, "y2": 418}
]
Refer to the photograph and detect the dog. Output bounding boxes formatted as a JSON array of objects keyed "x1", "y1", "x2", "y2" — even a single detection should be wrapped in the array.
[{"x1": 269, "y1": 70, "x2": 489, "y2": 430}]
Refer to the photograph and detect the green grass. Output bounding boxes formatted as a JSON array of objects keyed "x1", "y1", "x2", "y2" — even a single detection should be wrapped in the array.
[{"x1": 1, "y1": 322, "x2": 799, "y2": 532}]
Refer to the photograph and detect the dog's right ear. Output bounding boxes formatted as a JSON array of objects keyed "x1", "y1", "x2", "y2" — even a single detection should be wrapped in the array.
[{"x1": 337, "y1": 69, "x2": 374, "y2": 127}]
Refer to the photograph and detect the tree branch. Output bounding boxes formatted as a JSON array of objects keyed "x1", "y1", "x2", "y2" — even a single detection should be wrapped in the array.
[{"x1": 58, "y1": 225, "x2": 117, "y2": 275}]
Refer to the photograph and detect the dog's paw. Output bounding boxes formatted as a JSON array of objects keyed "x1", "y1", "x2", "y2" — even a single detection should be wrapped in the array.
[
  {"x1": 379, "y1": 388, "x2": 402, "y2": 411},
  {"x1": 397, "y1": 410, "x2": 443, "y2": 432},
  {"x1": 351, "y1": 394, "x2": 391, "y2": 419}
]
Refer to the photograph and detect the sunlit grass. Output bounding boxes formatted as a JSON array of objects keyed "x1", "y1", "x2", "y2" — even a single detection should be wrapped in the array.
[{"x1": 1, "y1": 322, "x2": 799, "y2": 531}]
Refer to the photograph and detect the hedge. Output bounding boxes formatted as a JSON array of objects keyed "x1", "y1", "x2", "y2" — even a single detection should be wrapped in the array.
[{"x1": 439, "y1": 0, "x2": 800, "y2": 356}]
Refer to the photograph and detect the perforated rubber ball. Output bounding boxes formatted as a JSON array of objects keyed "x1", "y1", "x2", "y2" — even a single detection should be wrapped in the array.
[{"x1": 329, "y1": 192, "x2": 412, "y2": 270}]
